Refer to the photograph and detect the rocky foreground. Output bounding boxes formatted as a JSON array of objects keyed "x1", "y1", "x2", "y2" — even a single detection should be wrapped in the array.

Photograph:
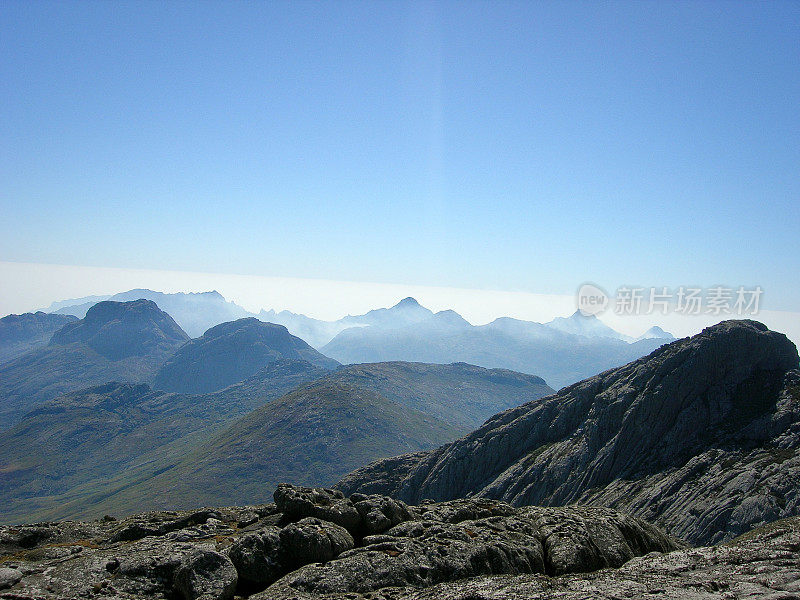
[{"x1": 0, "y1": 484, "x2": 797, "y2": 599}]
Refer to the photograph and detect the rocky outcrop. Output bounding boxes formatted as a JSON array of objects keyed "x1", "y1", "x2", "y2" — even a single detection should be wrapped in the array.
[
  {"x1": 0, "y1": 485, "x2": 680, "y2": 599},
  {"x1": 153, "y1": 318, "x2": 338, "y2": 394},
  {"x1": 339, "y1": 320, "x2": 800, "y2": 545},
  {"x1": 346, "y1": 517, "x2": 800, "y2": 599}
]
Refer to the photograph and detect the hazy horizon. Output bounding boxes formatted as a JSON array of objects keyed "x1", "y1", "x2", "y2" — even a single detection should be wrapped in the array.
[
  {"x1": 3, "y1": 260, "x2": 799, "y2": 347},
  {"x1": 2, "y1": 1, "x2": 799, "y2": 323}
]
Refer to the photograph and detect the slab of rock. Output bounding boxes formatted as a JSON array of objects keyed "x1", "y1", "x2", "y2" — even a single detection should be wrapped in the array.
[
  {"x1": 0, "y1": 568, "x2": 22, "y2": 590},
  {"x1": 0, "y1": 487, "x2": 683, "y2": 599},
  {"x1": 12, "y1": 485, "x2": 800, "y2": 600},
  {"x1": 342, "y1": 516, "x2": 800, "y2": 600}
]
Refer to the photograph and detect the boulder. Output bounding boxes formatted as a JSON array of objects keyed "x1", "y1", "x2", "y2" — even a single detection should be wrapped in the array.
[
  {"x1": 274, "y1": 484, "x2": 361, "y2": 533},
  {"x1": 0, "y1": 567, "x2": 23, "y2": 590},
  {"x1": 280, "y1": 517, "x2": 355, "y2": 565},
  {"x1": 173, "y1": 550, "x2": 237, "y2": 600},
  {"x1": 350, "y1": 493, "x2": 412, "y2": 534},
  {"x1": 228, "y1": 525, "x2": 284, "y2": 585}
]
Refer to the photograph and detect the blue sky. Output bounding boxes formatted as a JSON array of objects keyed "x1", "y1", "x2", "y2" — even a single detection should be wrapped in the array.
[{"x1": 1, "y1": 1, "x2": 798, "y2": 310}]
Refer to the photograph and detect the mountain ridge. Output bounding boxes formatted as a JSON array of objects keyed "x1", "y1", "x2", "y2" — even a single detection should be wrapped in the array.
[{"x1": 338, "y1": 320, "x2": 800, "y2": 544}]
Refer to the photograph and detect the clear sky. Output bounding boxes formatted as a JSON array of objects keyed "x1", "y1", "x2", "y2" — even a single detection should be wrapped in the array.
[{"x1": 1, "y1": 1, "x2": 799, "y2": 312}]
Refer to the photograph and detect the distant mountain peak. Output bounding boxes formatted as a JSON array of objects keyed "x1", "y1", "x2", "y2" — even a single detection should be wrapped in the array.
[
  {"x1": 569, "y1": 310, "x2": 598, "y2": 320},
  {"x1": 196, "y1": 290, "x2": 225, "y2": 299},
  {"x1": 153, "y1": 316, "x2": 338, "y2": 394},
  {"x1": 431, "y1": 310, "x2": 471, "y2": 328},
  {"x1": 395, "y1": 297, "x2": 421, "y2": 308},
  {"x1": 545, "y1": 311, "x2": 628, "y2": 341},
  {"x1": 635, "y1": 325, "x2": 675, "y2": 341},
  {"x1": 81, "y1": 298, "x2": 159, "y2": 324}
]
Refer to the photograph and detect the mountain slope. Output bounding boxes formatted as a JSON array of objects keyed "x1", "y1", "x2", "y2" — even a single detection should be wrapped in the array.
[
  {"x1": 0, "y1": 311, "x2": 78, "y2": 364},
  {"x1": 153, "y1": 318, "x2": 338, "y2": 394},
  {"x1": 338, "y1": 320, "x2": 800, "y2": 545},
  {"x1": 0, "y1": 359, "x2": 329, "y2": 524},
  {"x1": 0, "y1": 300, "x2": 189, "y2": 429},
  {"x1": 101, "y1": 380, "x2": 461, "y2": 510},
  {"x1": 325, "y1": 361, "x2": 554, "y2": 432}
]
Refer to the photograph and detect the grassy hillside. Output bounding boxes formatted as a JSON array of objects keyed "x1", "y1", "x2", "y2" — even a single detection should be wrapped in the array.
[
  {"x1": 0, "y1": 360, "x2": 328, "y2": 523},
  {"x1": 104, "y1": 380, "x2": 461, "y2": 511}
]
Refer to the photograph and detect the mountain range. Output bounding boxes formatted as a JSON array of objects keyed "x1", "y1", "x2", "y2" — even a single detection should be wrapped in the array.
[
  {"x1": 0, "y1": 299, "x2": 189, "y2": 428},
  {"x1": 0, "y1": 291, "x2": 798, "y2": 599},
  {"x1": 2, "y1": 292, "x2": 796, "y2": 545},
  {"x1": 42, "y1": 289, "x2": 674, "y2": 388},
  {"x1": 321, "y1": 303, "x2": 673, "y2": 388},
  {"x1": 48, "y1": 289, "x2": 250, "y2": 337}
]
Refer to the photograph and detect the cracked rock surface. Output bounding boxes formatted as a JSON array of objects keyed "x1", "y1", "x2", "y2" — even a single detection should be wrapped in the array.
[{"x1": 0, "y1": 485, "x2": 679, "y2": 599}]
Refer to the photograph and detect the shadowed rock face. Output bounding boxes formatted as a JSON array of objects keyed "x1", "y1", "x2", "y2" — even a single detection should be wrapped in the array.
[
  {"x1": 338, "y1": 320, "x2": 800, "y2": 545},
  {"x1": 153, "y1": 318, "x2": 339, "y2": 394},
  {"x1": 0, "y1": 484, "x2": 680, "y2": 599}
]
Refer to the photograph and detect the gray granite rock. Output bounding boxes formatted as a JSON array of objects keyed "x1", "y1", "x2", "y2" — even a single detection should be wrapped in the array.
[
  {"x1": 339, "y1": 321, "x2": 800, "y2": 545},
  {"x1": 0, "y1": 568, "x2": 22, "y2": 590},
  {"x1": 0, "y1": 489, "x2": 682, "y2": 599},
  {"x1": 228, "y1": 525, "x2": 284, "y2": 586}
]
